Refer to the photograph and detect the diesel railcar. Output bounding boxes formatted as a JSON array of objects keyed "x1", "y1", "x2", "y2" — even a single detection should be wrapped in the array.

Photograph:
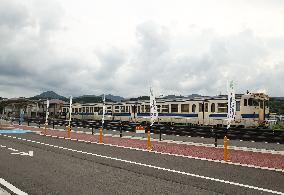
[{"x1": 61, "y1": 92, "x2": 269, "y2": 128}]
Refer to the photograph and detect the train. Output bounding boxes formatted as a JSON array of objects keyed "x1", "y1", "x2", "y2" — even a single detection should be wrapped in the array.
[{"x1": 61, "y1": 92, "x2": 270, "y2": 128}]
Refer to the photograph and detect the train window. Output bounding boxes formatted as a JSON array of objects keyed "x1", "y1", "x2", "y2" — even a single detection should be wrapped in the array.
[
  {"x1": 145, "y1": 105, "x2": 150, "y2": 112},
  {"x1": 126, "y1": 106, "x2": 129, "y2": 112},
  {"x1": 86, "y1": 107, "x2": 89, "y2": 113},
  {"x1": 75, "y1": 108, "x2": 78, "y2": 113},
  {"x1": 72, "y1": 108, "x2": 75, "y2": 113},
  {"x1": 171, "y1": 104, "x2": 179, "y2": 113},
  {"x1": 79, "y1": 108, "x2": 82, "y2": 113},
  {"x1": 217, "y1": 103, "x2": 227, "y2": 113},
  {"x1": 82, "y1": 107, "x2": 85, "y2": 113},
  {"x1": 181, "y1": 104, "x2": 189, "y2": 112},
  {"x1": 192, "y1": 104, "x2": 196, "y2": 113},
  {"x1": 157, "y1": 105, "x2": 161, "y2": 113},
  {"x1": 244, "y1": 99, "x2": 247, "y2": 106},
  {"x1": 248, "y1": 98, "x2": 253, "y2": 106},
  {"x1": 260, "y1": 101, "x2": 264, "y2": 109},
  {"x1": 115, "y1": 106, "x2": 119, "y2": 109},
  {"x1": 63, "y1": 108, "x2": 67, "y2": 112},
  {"x1": 90, "y1": 107, "x2": 93, "y2": 113},
  {"x1": 253, "y1": 99, "x2": 259, "y2": 106},
  {"x1": 162, "y1": 105, "x2": 169, "y2": 113},
  {"x1": 205, "y1": 103, "x2": 208, "y2": 112},
  {"x1": 236, "y1": 101, "x2": 240, "y2": 111},
  {"x1": 249, "y1": 99, "x2": 259, "y2": 106},
  {"x1": 211, "y1": 103, "x2": 215, "y2": 112},
  {"x1": 120, "y1": 106, "x2": 125, "y2": 112},
  {"x1": 199, "y1": 103, "x2": 203, "y2": 112},
  {"x1": 141, "y1": 105, "x2": 145, "y2": 112}
]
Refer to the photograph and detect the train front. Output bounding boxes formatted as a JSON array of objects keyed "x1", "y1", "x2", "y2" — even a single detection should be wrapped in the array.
[{"x1": 240, "y1": 92, "x2": 269, "y2": 127}]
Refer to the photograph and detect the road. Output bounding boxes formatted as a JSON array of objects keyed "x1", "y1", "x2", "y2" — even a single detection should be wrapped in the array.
[{"x1": 0, "y1": 132, "x2": 283, "y2": 195}]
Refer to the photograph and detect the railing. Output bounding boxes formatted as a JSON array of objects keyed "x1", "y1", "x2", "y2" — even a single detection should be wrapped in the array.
[{"x1": 17, "y1": 118, "x2": 284, "y2": 143}]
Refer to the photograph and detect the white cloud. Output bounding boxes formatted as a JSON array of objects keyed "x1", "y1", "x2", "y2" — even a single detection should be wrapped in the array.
[{"x1": 0, "y1": 0, "x2": 284, "y2": 98}]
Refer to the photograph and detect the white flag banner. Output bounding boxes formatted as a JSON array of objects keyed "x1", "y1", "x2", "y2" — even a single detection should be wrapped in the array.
[
  {"x1": 45, "y1": 100, "x2": 49, "y2": 124},
  {"x1": 150, "y1": 87, "x2": 158, "y2": 126},
  {"x1": 20, "y1": 109, "x2": 24, "y2": 123},
  {"x1": 68, "y1": 96, "x2": 72, "y2": 127},
  {"x1": 102, "y1": 94, "x2": 105, "y2": 125},
  {"x1": 227, "y1": 81, "x2": 236, "y2": 129}
]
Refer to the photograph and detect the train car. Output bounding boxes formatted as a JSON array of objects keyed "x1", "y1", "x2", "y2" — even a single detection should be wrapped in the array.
[{"x1": 60, "y1": 92, "x2": 270, "y2": 128}]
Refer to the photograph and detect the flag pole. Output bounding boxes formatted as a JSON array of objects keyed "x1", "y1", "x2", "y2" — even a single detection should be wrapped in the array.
[
  {"x1": 68, "y1": 96, "x2": 72, "y2": 138},
  {"x1": 224, "y1": 80, "x2": 235, "y2": 161},
  {"x1": 44, "y1": 99, "x2": 49, "y2": 135},
  {"x1": 148, "y1": 87, "x2": 158, "y2": 150},
  {"x1": 100, "y1": 94, "x2": 105, "y2": 143}
]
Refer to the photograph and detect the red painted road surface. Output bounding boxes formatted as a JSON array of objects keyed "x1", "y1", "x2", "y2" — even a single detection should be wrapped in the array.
[{"x1": 14, "y1": 125, "x2": 284, "y2": 170}]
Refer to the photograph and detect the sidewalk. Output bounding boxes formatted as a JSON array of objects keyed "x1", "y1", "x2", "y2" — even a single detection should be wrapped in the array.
[{"x1": 14, "y1": 124, "x2": 284, "y2": 172}]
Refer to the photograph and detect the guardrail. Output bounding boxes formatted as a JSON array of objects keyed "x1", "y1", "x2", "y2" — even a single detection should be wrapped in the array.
[{"x1": 17, "y1": 118, "x2": 284, "y2": 144}]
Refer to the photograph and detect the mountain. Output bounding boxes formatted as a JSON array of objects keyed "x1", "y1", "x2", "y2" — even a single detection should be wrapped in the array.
[
  {"x1": 73, "y1": 94, "x2": 124, "y2": 103},
  {"x1": 188, "y1": 94, "x2": 202, "y2": 98},
  {"x1": 164, "y1": 95, "x2": 185, "y2": 99},
  {"x1": 272, "y1": 97, "x2": 284, "y2": 100},
  {"x1": 269, "y1": 98, "x2": 284, "y2": 114},
  {"x1": 29, "y1": 91, "x2": 124, "y2": 103},
  {"x1": 100, "y1": 94, "x2": 124, "y2": 102},
  {"x1": 73, "y1": 95, "x2": 107, "y2": 103},
  {"x1": 30, "y1": 91, "x2": 67, "y2": 101}
]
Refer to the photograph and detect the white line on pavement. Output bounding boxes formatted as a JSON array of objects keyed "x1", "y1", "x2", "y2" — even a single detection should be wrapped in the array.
[
  {"x1": 1, "y1": 134, "x2": 283, "y2": 194},
  {"x1": 2, "y1": 132, "x2": 284, "y2": 173},
  {"x1": 0, "y1": 178, "x2": 27, "y2": 195}
]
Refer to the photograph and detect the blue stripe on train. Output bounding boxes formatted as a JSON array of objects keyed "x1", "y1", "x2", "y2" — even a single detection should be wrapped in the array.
[
  {"x1": 72, "y1": 113, "x2": 113, "y2": 116},
  {"x1": 209, "y1": 114, "x2": 263, "y2": 118},
  {"x1": 72, "y1": 112, "x2": 268, "y2": 119},
  {"x1": 241, "y1": 114, "x2": 259, "y2": 118},
  {"x1": 113, "y1": 113, "x2": 131, "y2": 116},
  {"x1": 137, "y1": 113, "x2": 198, "y2": 117},
  {"x1": 209, "y1": 114, "x2": 227, "y2": 117}
]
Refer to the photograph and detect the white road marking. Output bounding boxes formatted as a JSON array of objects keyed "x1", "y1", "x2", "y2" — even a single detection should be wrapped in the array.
[
  {"x1": 1, "y1": 135, "x2": 283, "y2": 195},
  {"x1": 7, "y1": 148, "x2": 18, "y2": 152},
  {"x1": 30, "y1": 134, "x2": 284, "y2": 173},
  {"x1": 1, "y1": 144, "x2": 33, "y2": 156},
  {"x1": 11, "y1": 151, "x2": 33, "y2": 156},
  {"x1": 0, "y1": 178, "x2": 28, "y2": 195}
]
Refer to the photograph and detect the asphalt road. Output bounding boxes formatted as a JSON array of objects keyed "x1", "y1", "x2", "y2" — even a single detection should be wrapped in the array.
[{"x1": 0, "y1": 132, "x2": 283, "y2": 195}]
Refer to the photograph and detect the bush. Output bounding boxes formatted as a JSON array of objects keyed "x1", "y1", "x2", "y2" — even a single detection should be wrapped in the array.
[{"x1": 272, "y1": 123, "x2": 284, "y2": 130}]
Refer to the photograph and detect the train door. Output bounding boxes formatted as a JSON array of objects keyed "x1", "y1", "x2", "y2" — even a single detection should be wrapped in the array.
[
  {"x1": 258, "y1": 100, "x2": 265, "y2": 125},
  {"x1": 130, "y1": 105, "x2": 137, "y2": 119}
]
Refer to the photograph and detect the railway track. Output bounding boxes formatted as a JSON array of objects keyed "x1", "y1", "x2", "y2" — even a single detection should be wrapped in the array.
[{"x1": 17, "y1": 118, "x2": 284, "y2": 144}]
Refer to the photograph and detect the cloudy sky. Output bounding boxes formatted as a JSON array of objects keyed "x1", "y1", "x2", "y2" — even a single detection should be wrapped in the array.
[{"x1": 0, "y1": 0, "x2": 284, "y2": 98}]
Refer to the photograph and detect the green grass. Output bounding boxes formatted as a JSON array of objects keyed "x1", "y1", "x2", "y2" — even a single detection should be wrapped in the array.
[{"x1": 272, "y1": 124, "x2": 284, "y2": 131}]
